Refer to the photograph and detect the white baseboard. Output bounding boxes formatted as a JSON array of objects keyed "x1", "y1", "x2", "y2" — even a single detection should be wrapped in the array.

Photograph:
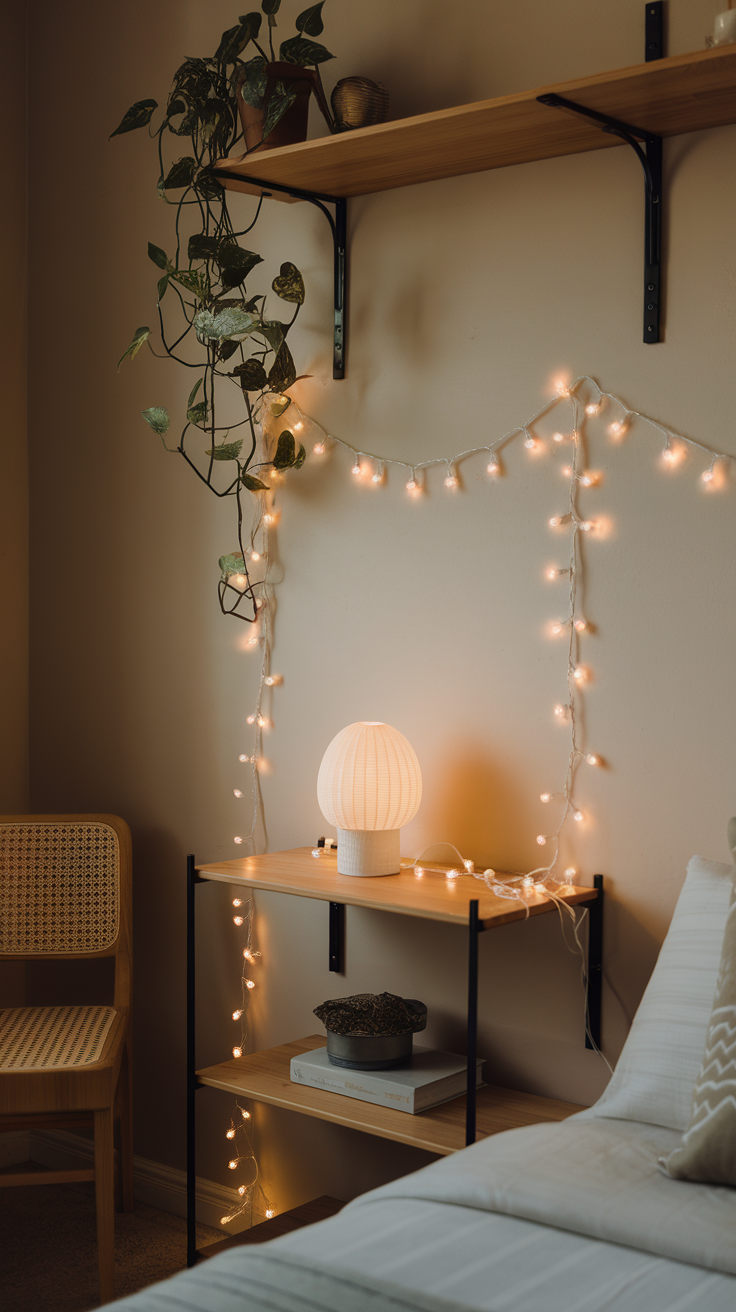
[
  {"x1": 0, "y1": 1130, "x2": 30, "y2": 1167},
  {"x1": 27, "y1": 1129, "x2": 246, "y2": 1234}
]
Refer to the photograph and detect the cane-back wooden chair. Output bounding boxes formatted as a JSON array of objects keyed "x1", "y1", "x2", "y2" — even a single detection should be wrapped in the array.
[{"x1": 0, "y1": 814, "x2": 133, "y2": 1305}]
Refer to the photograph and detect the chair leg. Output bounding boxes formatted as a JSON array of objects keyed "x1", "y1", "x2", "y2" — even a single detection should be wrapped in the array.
[
  {"x1": 94, "y1": 1107, "x2": 115, "y2": 1305},
  {"x1": 119, "y1": 1035, "x2": 134, "y2": 1212}
]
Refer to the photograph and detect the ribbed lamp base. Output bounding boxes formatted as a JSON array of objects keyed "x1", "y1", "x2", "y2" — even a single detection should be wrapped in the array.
[{"x1": 336, "y1": 828, "x2": 401, "y2": 877}]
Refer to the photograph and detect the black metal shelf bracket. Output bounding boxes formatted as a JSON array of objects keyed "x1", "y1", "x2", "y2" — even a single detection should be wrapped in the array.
[
  {"x1": 329, "y1": 901, "x2": 345, "y2": 973},
  {"x1": 585, "y1": 874, "x2": 604, "y2": 1051},
  {"x1": 186, "y1": 854, "x2": 207, "y2": 1268},
  {"x1": 536, "y1": 93, "x2": 663, "y2": 343},
  {"x1": 537, "y1": 5, "x2": 664, "y2": 344},
  {"x1": 216, "y1": 169, "x2": 348, "y2": 379}
]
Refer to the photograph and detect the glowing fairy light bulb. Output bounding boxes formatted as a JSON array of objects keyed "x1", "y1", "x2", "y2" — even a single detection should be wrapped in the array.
[
  {"x1": 522, "y1": 875, "x2": 534, "y2": 890},
  {"x1": 608, "y1": 419, "x2": 626, "y2": 438},
  {"x1": 293, "y1": 420, "x2": 304, "y2": 432},
  {"x1": 255, "y1": 596, "x2": 266, "y2": 609},
  {"x1": 580, "y1": 473, "x2": 594, "y2": 487},
  {"x1": 406, "y1": 476, "x2": 419, "y2": 494},
  {"x1": 540, "y1": 792, "x2": 551, "y2": 803},
  {"x1": 574, "y1": 618, "x2": 587, "y2": 632},
  {"x1": 701, "y1": 464, "x2": 715, "y2": 484},
  {"x1": 352, "y1": 457, "x2": 361, "y2": 476},
  {"x1": 313, "y1": 440, "x2": 325, "y2": 455},
  {"x1": 264, "y1": 674, "x2": 282, "y2": 686},
  {"x1": 232, "y1": 899, "x2": 242, "y2": 907},
  {"x1": 250, "y1": 551, "x2": 261, "y2": 562},
  {"x1": 446, "y1": 869, "x2": 461, "y2": 880},
  {"x1": 232, "y1": 1009, "x2": 243, "y2": 1021},
  {"x1": 247, "y1": 714, "x2": 256, "y2": 725},
  {"x1": 523, "y1": 434, "x2": 537, "y2": 451},
  {"x1": 233, "y1": 789, "x2": 243, "y2": 799},
  {"x1": 662, "y1": 445, "x2": 676, "y2": 465},
  {"x1": 243, "y1": 949, "x2": 256, "y2": 963},
  {"x1": 265, "y1": 1209, "x2": 275, "y2": 1219},
  {"x1": 231, "y1": 1049, "x2": 242, "y2": 1060},
  {"x1": 234, "y1": 836, "x2": 243, "y2": 845},
  {"x1": 463, "y1": 859, "x2": 475, "y2": 873},
  {"x1": 564, "y1": 866, "x2": 577, "y2": 880},
  {"x1": 233, "y1": 915, "x2": 244, "y2": 926},
  {"x1": 228, "y1": 1159, "x2": 238, "y2": 1170},
  {"x1": 549, "y1": 516, "x2": 562, "y2": 528},
  {"x1": 238, "y1": 753, "x2": 248, "y2": 762},
  {"x1": 552, "y1": 431, "x2": 565, "y2": 443},
  {"x1": 231, "y1": 573, "x2": 247, "y2": 590},
  {"x1": 245, "y1": 979, "x2": 256, "y2": 990},
  {"x1": 573, "y1": 809, "x2": 584, "y2": 823},
  {"x1": 371, "y1": 463, "x2": 385, "y2": 484},
  {"x1": 546, "y1": 566, "x2": 559, "y2": 581},
  {"x1": 579, "y1": 520, "x2": 593, "y2": 532},
  {"x1": 226, "y1": 1128, "x2": 236, "y2": 1140},
  {"x1": 585, "y1": 402, "x2": 600, "y2": 416},
  {"x1": 246, "y1": 634, "x2": 259, "y2": 648},
  {"x1": 536, "y1": 835, "x2": 547, "y2": 846},
  {"x1": 444, "y1": 467, "x2": 459, "y2": 489},
  {"x1": 586, "y1": 753, "x2": 599, "y2": 766},
  {"x1": 554, "y1": 704, "x2": 568, "y2": 719},
  {"x1": 486, "y1": 457, "x2": 499, "y2": 475},
  {"x1": 561, "y1": 464, "x2": 573, "y2": 478},
  {"x1": 238, "y1": 1186, "x2": 247, "y2": 1196},
  {"x1": 555, "y1": 381, "x2": 570, "y2": 397},
  {"x1": 258, "y1": 715, "x2": 269, "y2": 729},
  {"x1": 263, "y1": 512, "x2": 276, "y2": 526},
  {"x1": 415, "y1": 866, "x2": 424, "y2": 877}
]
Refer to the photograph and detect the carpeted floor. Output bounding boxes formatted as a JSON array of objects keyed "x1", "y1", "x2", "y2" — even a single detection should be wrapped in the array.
[{"x1": 0, "y1": 1164, "x2": 222, "y2": 1310}]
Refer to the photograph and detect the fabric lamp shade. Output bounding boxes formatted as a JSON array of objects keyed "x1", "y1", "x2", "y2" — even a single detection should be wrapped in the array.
[{"x1": 317, "y1": 722, "x2": 422, "y2": 876}]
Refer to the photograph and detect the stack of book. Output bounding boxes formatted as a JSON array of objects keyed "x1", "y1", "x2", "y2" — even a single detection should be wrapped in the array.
[{"x1": 290, "y1": 1046, "x2": 484, "y2": 1114}]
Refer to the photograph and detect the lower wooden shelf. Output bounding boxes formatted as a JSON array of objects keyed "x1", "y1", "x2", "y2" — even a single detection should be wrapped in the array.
[{"x1": 197, "y1": 1035, "x2": 584, "y2": 1157}]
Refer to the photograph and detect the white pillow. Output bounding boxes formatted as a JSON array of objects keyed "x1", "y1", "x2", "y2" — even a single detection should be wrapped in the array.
[{"x1": 589, "y1": 855, "x2": 733, "y2": 1131}]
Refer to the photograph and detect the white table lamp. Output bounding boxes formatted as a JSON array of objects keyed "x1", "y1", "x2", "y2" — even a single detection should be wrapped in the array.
[{"x1": 317, "y1": 721, "x2": 422, "y2": 876}]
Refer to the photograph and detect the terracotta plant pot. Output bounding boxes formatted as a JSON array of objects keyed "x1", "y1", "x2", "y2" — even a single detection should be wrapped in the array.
[{"x1": 238, "y1": 62, "x2": 329, "y2": 153}]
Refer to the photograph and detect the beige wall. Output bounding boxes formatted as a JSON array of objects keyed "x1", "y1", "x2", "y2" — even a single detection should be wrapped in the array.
[
  {"x1": 27, "y1": 0, "x2": 736, "y2": 1211},
  {"x1": 0, "y1": 1, "x2": 28, "y2": 1008}
]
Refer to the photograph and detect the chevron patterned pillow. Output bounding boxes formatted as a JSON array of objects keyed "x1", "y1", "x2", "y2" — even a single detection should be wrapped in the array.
[{"x1": 665, "y1": 819, "x2": 736, "y2": 1185}]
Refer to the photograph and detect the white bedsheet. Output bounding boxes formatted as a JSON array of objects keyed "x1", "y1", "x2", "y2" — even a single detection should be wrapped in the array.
[
  {"x1": 354, "y1": 1114, "x2": 736, "y2": 1276},
  {"x1": 110, "y1": 1194, "x2": 736, "y2": 1312}
]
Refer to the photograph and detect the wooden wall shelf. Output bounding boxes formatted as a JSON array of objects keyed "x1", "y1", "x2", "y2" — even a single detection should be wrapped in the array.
[
  {"x1": 214, "y1": 45, "x2": 736, "y2": 201},
  {"x1": 197, "y1": 1034, "x2": 583, "y2": 1158}
]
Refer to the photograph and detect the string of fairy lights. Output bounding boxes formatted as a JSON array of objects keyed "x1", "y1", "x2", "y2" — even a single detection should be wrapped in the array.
[{"x1": 220, "y1": 372, "x2": 733, "y2": 1227}]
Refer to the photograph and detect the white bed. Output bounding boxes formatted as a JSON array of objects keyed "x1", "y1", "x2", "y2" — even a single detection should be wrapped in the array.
[{"x1": 111, "y1": 853, "x2": 736, "y2": 1311}]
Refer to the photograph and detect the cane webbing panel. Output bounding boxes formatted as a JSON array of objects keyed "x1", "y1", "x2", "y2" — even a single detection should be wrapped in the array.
[
  {"x1": 0, "y1": 1005, "x2": 117, "y2": 1070},
  {"x1": 0, "y1": 822, "x2": 119, "y2": 954}
]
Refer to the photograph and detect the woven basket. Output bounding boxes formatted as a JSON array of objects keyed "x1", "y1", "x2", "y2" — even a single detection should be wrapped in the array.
[{"x1": 331, "y1": 77, "x2": 389, "y2": 133}]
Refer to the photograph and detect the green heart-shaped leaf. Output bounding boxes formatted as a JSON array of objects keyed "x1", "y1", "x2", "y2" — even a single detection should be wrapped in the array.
[
  {"x1": 118, "y1": 326, "x2": 151, "y2": 369},
  {"x1": 142, "y1": 406, "x2": 170, "y2": 435},
  {"x1": 293, "y1": 443, "x2": 306, "y2": 469},
  {"x1": 272, "y1": 431, "x2": 296, "y2": 469},
  {"x1": 163, "y1": 157, "x2": 198, "y2": 190},
  {"x1": 233, "y1": 359, "x2": 269, "y2": 391},
  {"x1": 206, "y1": 439, "x2": 244, "y2": 461},
  {"x1": 296, "y1": 3, "x2": 325, "y2": 37},
  {"x1": 242, "y1": 472, "x2": 270, "y2": 491},
  {"x1": 278, "y1": 35, "x2": 334, "y2": 65},
  {"x1": 188, "y1": 234, "x2": 221, "y2": 261},
  {"x1": 271, "y1": 261, "x2": 305, "y2": 305},
  {"x1": 148, "y1": 242, "x2": 169, "y2": 270},
  {"x1": 219, "y1": 551, "x2": 247, "y2": 576},
  {"x1": 261, "y1": 81, "x2": 297, "y2": 143},
  {"x1": 267, "y1": 340, "x2": 296, "y2": 392},
  {"x1": 110, "y1": 99, "x2": 158, "y2": 138}
]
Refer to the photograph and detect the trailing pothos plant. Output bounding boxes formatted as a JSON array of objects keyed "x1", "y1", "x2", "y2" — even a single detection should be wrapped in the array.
[{"x1": 112, "y1": 8, "x2": 323, "y2": 622}]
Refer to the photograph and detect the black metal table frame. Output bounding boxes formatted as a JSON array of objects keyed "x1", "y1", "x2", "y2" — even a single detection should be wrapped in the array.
[{"x1": 186, "y1": 857, "x2": 603, "y2": 1267}]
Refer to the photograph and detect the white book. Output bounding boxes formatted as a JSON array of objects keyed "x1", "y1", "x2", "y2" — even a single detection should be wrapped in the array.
[{"x1": 290, "y1": 1045, "x2": 484, "y2": 1114}]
